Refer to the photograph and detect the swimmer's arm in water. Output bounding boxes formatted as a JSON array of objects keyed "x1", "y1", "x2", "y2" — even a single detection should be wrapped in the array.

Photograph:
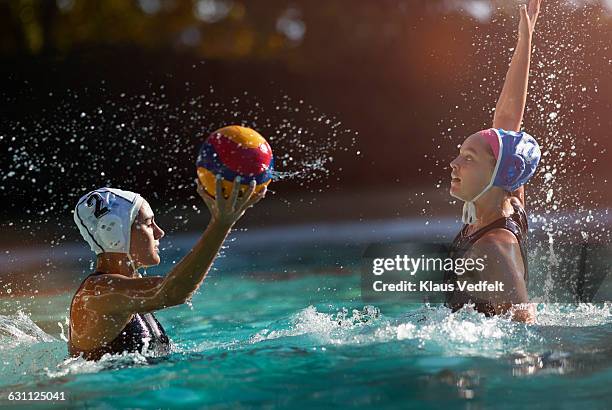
[
  {"x1": 467, "y1": 229, "x2": 535, "y2": 324},
  {"x1": 492, "y1": 0, "x2": 541, "y2": 207},
  {"x1": 80, "y1": 177, "x2": 265, "y2": 314}
]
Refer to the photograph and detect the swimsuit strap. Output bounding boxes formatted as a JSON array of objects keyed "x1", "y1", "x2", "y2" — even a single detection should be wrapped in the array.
[
  {"x1": 445, "y1": 202, "x2": 530, "y2": 316},
  {"x1": 451, "y1": 201, "x2": 528, "y2": 280}
]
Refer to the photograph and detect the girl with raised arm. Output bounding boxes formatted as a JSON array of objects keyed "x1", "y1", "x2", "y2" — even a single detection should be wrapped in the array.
[
  {"x1": 446, "y1": 0, "x2": 543, "y2": 323},
  {"x1": 70, "y1": 177, "x2": 265, "y2": 360}
]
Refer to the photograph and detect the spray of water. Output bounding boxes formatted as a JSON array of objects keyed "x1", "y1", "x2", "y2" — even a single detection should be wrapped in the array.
[
  {"x1": 1, "y1": 85, "x2": 357, "y2": 241},
  {"x1": 1, "y1": 82, "x2": 358, "y2": 303}
]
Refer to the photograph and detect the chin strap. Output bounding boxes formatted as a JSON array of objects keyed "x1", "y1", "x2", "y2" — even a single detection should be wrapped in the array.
[
  {"x1": 462, "y1": 201, "x2": 478, "y2": 225},
  {"x1": 462, "y1": 132, "x2": 505, "y2": 225},
  {"x1": 463, "y1": 171, "x2": 508, "y2": 224},
  {"x1": 462, "y1": 187, "x2": 490, "y2": 225},
  {"x1": 126, "y1": 254, "x2": 141, "y2": 276}
]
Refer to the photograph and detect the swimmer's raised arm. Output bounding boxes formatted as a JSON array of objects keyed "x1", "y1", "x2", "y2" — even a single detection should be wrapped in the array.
[
  {"x1": 82, "y1": 177, "x2": 265, "y2": 314},
  {"x1": 155, "y1": 176, "x2": 265, "y2": 307},
  {"x1": 492, "y1": 0, "x2": 541, "y2": 132},
  {"x1": 492, "y1": 0, "x2": 542, "y2": 206}
]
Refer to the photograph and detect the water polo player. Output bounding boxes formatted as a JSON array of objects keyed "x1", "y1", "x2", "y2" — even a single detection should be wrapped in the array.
[
  {"x1": 446, "y1": 0, "x2": 542, "y2": 323},
  {"x1": 69, "y1": 177, "x2": 265, "y2": 360}
]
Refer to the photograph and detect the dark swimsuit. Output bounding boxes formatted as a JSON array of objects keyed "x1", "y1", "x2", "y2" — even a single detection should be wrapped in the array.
[
  {"x1": 445, "y1": 201, "x2": 529, "y2": 316},
  {"x1": 68, "y1": 272, "x2": 171, "y2": 361}
]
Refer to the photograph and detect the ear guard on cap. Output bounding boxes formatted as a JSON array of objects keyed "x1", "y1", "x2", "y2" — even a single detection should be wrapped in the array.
[
  {"x1": 495, "y1": 154, "x2": 526, "y2": 191},
  {"x1": 74, "y1": 188, "x2": 143, "y2": 255},
  {"x1": 462, "y1": 129, "x2": 540, "y2": 225},
  {"x1": 491, "y1": 129, "x2": 540, "y2": 192},
  {"x1": 96, "y1": 214, "x2": 127, "y2": 251}
]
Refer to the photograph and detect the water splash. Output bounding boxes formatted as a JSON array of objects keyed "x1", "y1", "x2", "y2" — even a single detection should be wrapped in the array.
[
  {"x1": 270, "y1": 158, "x2": 331, "y2": 181},
  {"x1": 249, "y1": 305, "x2": 381, "y2": 344},
  {"x1": 0, "y1": 311, "x2": 55, "y2": 349},
  {"x1": 1, "y1": 86, "x2": 357, "y2": 241},
  {"x1": 1, "y1": 301, "x2": 609, "y2": 394},
  {"x1": 1, "y1": 85, "x2": 357, "y2": 296},
  {"x1": 247, "y1": 302, "x2": 611, "y2": 362},
  {"x1": 248, "y1": 304, "x2": 547, "y2": 358},
  {"x1": 535, "y1": 301, "x2": 612, "y2": 326},
  {"x1": 46, "y1": 350, "x2": 149, "y2": 378}
]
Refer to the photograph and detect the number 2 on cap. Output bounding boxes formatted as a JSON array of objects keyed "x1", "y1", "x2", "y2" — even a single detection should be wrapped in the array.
[{"x1": 86, "y1": 193, "x2": 110, "y2": 218}]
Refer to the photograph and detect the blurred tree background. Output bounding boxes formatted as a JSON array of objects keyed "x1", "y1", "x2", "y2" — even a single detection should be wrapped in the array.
[{"x1": 1, "y1": 0, "x2": 611, "y2": 236}]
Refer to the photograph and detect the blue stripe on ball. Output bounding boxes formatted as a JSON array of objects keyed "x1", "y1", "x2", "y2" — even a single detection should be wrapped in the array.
[{"x1": 196, "y1": 142, "x2": 273, "y2": 184}]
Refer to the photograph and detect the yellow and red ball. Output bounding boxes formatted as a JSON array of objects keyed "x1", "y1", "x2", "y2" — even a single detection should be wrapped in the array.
[{"x1": 196, "y1": 125, "x2": 274, "y2": 198}]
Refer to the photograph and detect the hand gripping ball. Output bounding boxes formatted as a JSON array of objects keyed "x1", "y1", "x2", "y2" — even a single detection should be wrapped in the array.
[{"x1": 196, "y1": 125, "x2": 274, "y2": 198}]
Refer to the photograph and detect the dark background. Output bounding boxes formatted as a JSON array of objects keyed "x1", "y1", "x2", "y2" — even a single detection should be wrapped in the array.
[{"x1": 1, "y1": 0, "x2": 611, "y2": 246}]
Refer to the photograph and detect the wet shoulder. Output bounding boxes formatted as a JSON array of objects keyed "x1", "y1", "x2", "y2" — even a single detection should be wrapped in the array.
[
  {"x1": 74, "y1": 273, "x2": 106, "y2": 297},
  {"x1": 71, "y1": 272, "x2": 117, "y2": 312}
]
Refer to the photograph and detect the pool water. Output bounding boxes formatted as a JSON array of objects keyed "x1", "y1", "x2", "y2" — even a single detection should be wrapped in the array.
[{"x1": 1, "y1": 227, "x2": 611, "y2": 409}]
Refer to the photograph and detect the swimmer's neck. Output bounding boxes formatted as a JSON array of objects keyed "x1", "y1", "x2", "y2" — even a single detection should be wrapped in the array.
[
  {"x1": 96, "y1": 253, "x2": 139, "y2": 277},
  {"x1": 470, "y1": 191, "x2": 514, "y2": 231}
]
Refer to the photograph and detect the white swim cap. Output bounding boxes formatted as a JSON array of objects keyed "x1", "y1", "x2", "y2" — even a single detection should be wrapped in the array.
[{"x1": 74, "y1": 188, "x2": 144, "y2": 255}]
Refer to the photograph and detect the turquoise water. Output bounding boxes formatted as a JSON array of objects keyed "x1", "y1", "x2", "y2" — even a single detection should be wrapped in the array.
[{"x1": 1, "y1": 234, "x2": 612, "y2": 409}]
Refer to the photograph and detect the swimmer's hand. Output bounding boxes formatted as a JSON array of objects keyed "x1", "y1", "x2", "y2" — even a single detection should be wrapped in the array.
[
  {"x1": 518, "y1": 0, "x2": 542, "y2": 39},
  {"x1": 196, "y1": 175, "x2": 266, "y2": 227}
]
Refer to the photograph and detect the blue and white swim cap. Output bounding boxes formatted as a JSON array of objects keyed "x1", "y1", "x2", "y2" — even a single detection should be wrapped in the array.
[
  {"x1": 462, "y1": 128, "x2": 541, "y2": 225},
  {"x1": 74, "y1": 188, "x2": 144, "y2": 255}
]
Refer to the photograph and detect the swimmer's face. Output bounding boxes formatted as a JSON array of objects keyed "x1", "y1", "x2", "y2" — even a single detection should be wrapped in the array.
[
  {"x1": 449, "y1": 133, "x2": 496, "y2": 201},
  {"x1": 130, "y1": 200, "x2": 165, "y2": 268}
]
